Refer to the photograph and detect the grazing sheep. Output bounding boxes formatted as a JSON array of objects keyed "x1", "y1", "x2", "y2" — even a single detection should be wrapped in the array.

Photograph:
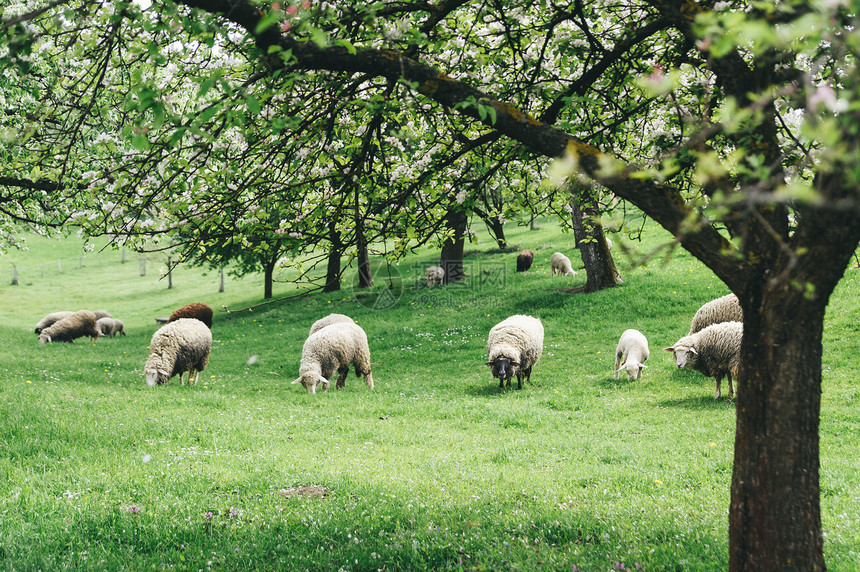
[
  {"x1": 614, "y1": 329, "x2": 649, "y2": 380},
  {"x1": 38, "y1": 310, "x2": 100, "y2": 344},
  {"x1": 486, "y1": 314, "x2": 544, "y2": 390},
  {"x1": 92, "y1": 310, "x2": 112, "y2": 320},
  {"x1": 145, "y1": 318, "x2": 212, "y2": 386},
  {"x1": 426, "y1": 265, "x2": 445, "y2": 286},
  {"x1": 664, "y1": 321, "x2": 743, "y2": 399},
  {"x1": 292, "y1": 322, "x2": 373, "y2": 394},
  {"x1": 688, "y1": 293, "x2": 743, "y2": 335},
  {"x1": 34, "y1": 311, "x2": 74, "y2": 333},
  {"x1": 167, "y1": 302, "x2": 213, "y2": 329},
  {"x1": 550, "y1": 252, "x2": 577, "y2": 276},
  {"x1": 516, "y1": 249, "x2": 534, "y2": 272},
  {"x1": 309, "y1": 313, "x2": 355, "y2": 336},
  {"x1": 97, "y1": 317, "x2": 126, "y2": 338}
]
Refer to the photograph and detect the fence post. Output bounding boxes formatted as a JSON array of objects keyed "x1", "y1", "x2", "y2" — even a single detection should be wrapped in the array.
[
  {"x1": 11, "y1": 264, "x2": 18, "y2": 286},
  {"x1": 167, "y1": 257, "x2": 173, "y2": 289},
  {"x1": 139, "y1": 258, "x2": 146, "y2": 276},
  {"x1": 219, "y1": 268, "x2": 225, "y2": 292},
  {"x1": 121, "y1": 247, "x2": 126, "y2": 264}
]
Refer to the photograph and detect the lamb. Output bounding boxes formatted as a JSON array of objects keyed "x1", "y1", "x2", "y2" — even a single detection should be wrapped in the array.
[
  {"x1": 38, "y1": 310, "x2": 100, "y2": 344},
  {"x1": 486, "y1": 314, "x2": 544, "y2": 390},
  {"x1": 97, "y1": 317, "x2": 126, "y2": 338},
  {"x1": 550, "y1": 252, "x2": 577, "y2": 276},
  {"x1": 309, "y1": 313, "x2": 355, "y2": 336},
  {"x1": 664, "y1": 321, "x2": 743, "y2": 399},
  {"x1": 688, "y1": 293, "x2": 743, "y2": 335},
  {"x1": 167, "y1": 302, "x2": 213, "y2": 329},
  {"x1": 292, "y1": 322, "x2": 373, "y2": 394},
  {"x1": 145, "y1": 318, "x2": 212, "y2": 386},
  {"x1": 516, "y1": 249, "x2": 534, "y2": 272},
  {"x1": 426, "y1": 265, "x2": 445, "y2": 286},
  {"x1": 35, "y1": 311, "x2": 74, "y2": 333},
  {"x1": 614, "y1": 329, "x2": 649, "y2": 380}
]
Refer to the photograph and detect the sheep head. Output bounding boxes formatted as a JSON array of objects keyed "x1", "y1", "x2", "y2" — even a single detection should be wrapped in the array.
[
  {"x1": 486, "y1": 356, "x2": 520, "y2": 381},
  {"x1": 292, "y1": 374, "x2": 330, "y2": 394},
  {"x1": 619, "y1": 360, "x2": 647, "y2": 381},
  {"x1": 145, "y1": 368, "x2": 170, "y2": 387},
  {"x1": 664, "y1": 344, "x2": 698, "y2": 370}
]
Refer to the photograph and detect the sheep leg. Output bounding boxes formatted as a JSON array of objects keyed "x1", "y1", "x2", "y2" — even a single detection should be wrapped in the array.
[
  {"x1": 714, "y1": 375, "x2": 722, "y2": 399},
  {"x1": 516, "y1": 374, "x2": 523, "y2": 390},
  {"x1": 727, "y1": 373, "x2": 734, "y2": 399},
  {"x1": 614, "y1": 354, "x2": 623, "y2": 379},
  {"x1": 364, "y1": 371, "x2": 374, "y2": 390},
  {"x1": 188, "y1": 367, "x2": 197, "y2": 386},
  {"x1": 499, "y1": 377, "x2": 505, "y2": 389},
  {"x1": 335, "y1": 367, "x2": 349, "y2": 389}
]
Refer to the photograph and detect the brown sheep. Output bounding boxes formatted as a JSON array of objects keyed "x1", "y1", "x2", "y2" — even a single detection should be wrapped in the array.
[{"x1": 167, "y1": 303, "x2": 213, "y2": 329}]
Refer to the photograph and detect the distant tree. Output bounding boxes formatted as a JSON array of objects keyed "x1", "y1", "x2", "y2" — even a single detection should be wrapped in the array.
[{"x1": 2, "y1": 2, "x2": 859, "y2": 569}]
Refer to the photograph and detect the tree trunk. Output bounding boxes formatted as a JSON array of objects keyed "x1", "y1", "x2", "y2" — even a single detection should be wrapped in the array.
[
  {"x1": 357, "y1": 229, "x2": 373, "y2": 288},
  {"x1": 440, "y1": 205, "x2": 467, "y2": 284},
  {"x1": 263, "y1": 255, "x2": 277, "y2": 299},
  {"x1": 323, "y1": 222, "x2": 342, "y2": 293},
  {"x1": 569, "y1": 195, "x2": 622, "y2": 292},
  {"x1": 729, "y1": 290, "x2": 826, "y2": 571},
  {"x1": 486, "y1": 217, "x2": 507, "y2": 250}
]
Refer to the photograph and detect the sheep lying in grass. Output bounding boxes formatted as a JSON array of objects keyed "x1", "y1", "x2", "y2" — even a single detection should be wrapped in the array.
[
  {"x1": 486, "y1": 314, "x2": 544, "y2": 390},
  {"x1": 688, "y1": 293, "x2": 742, "y2": 335},
  {"x1": 426, "y1": 265, "x2": 445, "y2": 286},
  {"x1": 665, "y1": 321, "x2": 743, "y2": 399},
  {"x1": 292, "y1": 322, "x2": 373, "y2": 394},
  {"x1": 550, "y1": 252, "x2": 577, "y2": 276},
  {"x1": 38, "y1": 310, "x2": 100, "y2": 344},
  {"x1": 145, "y1": 318, "x2": 212, "y2": 386},
  {"x1": 309, "y1": 313, "x2": 355, "y2": 336},
  {"x1": 97, "y1": 317, "x2": 126, "y2": 338},
  {"x1": 614, "y1": 329, "x2": 649, "y2": 381},
  {"x1": 35, "y1": 311, "x2": 74, "y2": 333},
  {"x1": 516, "y1": 249, "x2": 534, "y2": 272},
  {"x1": 167, "y1": 302, "x2": 213, "y2": 329}
]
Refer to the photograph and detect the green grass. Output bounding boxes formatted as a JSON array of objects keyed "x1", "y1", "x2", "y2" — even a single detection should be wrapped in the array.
[{"x1": 0, "y1": 221, "x2": 858, "y2": 571}]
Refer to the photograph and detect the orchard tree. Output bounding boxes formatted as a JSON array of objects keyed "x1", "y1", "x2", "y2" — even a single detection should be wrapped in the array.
[{"x1": 3, "y1": 1, "x2": 860, "y2": 570}]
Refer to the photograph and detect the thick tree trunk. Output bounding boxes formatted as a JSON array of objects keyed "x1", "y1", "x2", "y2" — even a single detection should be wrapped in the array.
[
  {"x1": 324, "y1": 222, "x2": 342, "y2": 293},
  {"x1": 440, "y1": 205, "x2": 467, "y2": 284},
  {"x1": 730, "y1": 291, "x2": 826, "y2": 571},
  {"x1": 569, "y1": 196, "x2": 621, "y2": 292}
]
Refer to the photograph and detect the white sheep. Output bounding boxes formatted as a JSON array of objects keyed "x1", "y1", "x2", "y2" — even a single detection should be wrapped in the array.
[
  {"x1": 614, "y1": 329, "x2": 649, "y2": 380},
  {"x1": 38, "y1": 310, "x2": 100, "y2": 344},
  {"x1": 605, "y1": 237, "x2": 613, "y2": 251},
  {"x1": 688, "y1": 293, "x2": 743, "y2": 334},
  {"x1": 664, "y1": 321, "x2": 743, "y2": 399},
  {"x1": 550, "y1": 252, "x2": 577, "y2": 276},
  {"x1": 92, "y1": 310, "x2": 112, "y2": 320},
  {"x1": 97, "y1": 317, "x2": 126, "y2": 338},
  {"x1": 486, "y1": 314, "x2": 544, "y2": 390},
  {"x1": 35, "y1": 311, "x2": 74, "y2": 333},
  {"x1": 426, "y1": 265, "x2": 445, "y2": 286},
  {"x1": 145, "y1": 318, "x2": 212, "y2": 387},
  {"x1": 309, "y1": 313, "x2": 355, "y2": 336},
  {"x1": 292, "y1": 322, "x2": 373, "y2": 394}
]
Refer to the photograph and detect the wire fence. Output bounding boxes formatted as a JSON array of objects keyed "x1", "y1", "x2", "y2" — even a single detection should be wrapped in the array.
[{"x1": 4, "y1": 249, "x2": 225, "y2": 291}]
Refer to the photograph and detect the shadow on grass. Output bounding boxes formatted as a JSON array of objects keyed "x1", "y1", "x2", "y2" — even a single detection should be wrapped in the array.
[
  {"x1": 594, "y1": 376, "x2": 636, "y2": 389},
  {"x1": 464, "y1": 382, "x2": 522, "y2": 397},
  {"x1": 659, "y1": 395, "x2": 737, "y2": 410}
]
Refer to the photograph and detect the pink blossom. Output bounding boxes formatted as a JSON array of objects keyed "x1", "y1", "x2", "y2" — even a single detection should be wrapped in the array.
[
  {"x1": 271, "y1": 2, "x2": 281, "y2": 10},
  {"x1": 280, "y1": 21, "x2": 291, "y2": 32},
  {"x1": 301, "y1": 0, "x2": 310, "y2": 7},
  {"x1": 286, "y1": 5, "x2": 298, "y2": 15}
]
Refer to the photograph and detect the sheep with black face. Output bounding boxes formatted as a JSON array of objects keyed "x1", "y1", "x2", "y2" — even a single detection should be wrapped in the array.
[{"x1": 486, "y1": 315, "x2": 544, "y2": 390}]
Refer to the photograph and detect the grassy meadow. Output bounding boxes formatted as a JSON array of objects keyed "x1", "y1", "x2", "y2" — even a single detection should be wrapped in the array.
[{"x1": 0, "y1": 220, "x2": 858, "y2": 571}]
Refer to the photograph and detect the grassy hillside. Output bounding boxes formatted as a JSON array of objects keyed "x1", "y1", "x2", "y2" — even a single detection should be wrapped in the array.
[{"x1": 0, "y1": 221, "x2": 858, "y2": 571}]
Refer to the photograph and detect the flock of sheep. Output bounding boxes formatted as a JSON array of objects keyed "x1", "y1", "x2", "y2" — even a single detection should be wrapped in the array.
[{"x1": 34, "y1": 264, "x2": 744, "y2": 398}]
